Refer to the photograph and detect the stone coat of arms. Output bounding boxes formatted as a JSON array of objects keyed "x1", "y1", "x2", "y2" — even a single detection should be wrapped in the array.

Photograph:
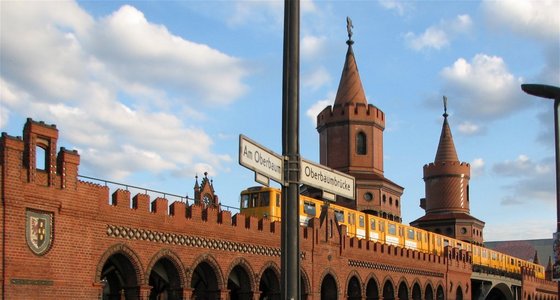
[{"x1": 26, "y1": 210, "x2": 53, "y2": 255}]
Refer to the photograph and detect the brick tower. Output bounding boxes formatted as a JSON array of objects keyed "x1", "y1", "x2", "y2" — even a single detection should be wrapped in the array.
[
  {"x1": 316, "y1": 30, "x2": 404, "y2": 222},
  {"x1": 411, "y1": 98, "x2": 485, "y2": 245}
]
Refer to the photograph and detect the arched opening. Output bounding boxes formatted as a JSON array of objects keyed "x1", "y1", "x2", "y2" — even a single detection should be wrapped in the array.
[
  {"x1": 412, "y1": 283, "x2": 421, "y2": 300},
  {"x1": 100, "y1": 253, "x2": 140, "y2": 300},
  {"x1": 149, "y1": 257, "x2": 183, "y2": 300},
  {"x1": 191, "y1": 261, "x2": 220, "y2": 300},
  {"x1": 321, "y1": 274, "x2": 338, "y2": 300},
  {"x1": 356, "y1": 131, "x2": 367, "y2": 155},
  {"x1": 424, "y1": 284, "x2": 434, "y2": 300},
  {"x1": 436, "y1": 285, "x2": 444, "y2": 300},
  {"x1": 301, "y1": 273, "x2": 310, "y2": 300},
  {"x1": 347, "y1": 276, "x2": 361, "y2": 300},
  {"x1": 382, "y1": 280, "x2": 394, "y2": 300},
  {"x1": 228, "y1": 265, "x2": 252, "y2": 300},
  {"x1": 487, "y1": 283, "x2": 512, "y2": 300},
  {"x1": 259, "y1": 268, "x2": 280, "y2": 300},
  {"x1": 398, "y1": 282, "x2": 409, "y2": 300},
  {"x1": 365, "y1": 278, "x2": 379, "y2": 300},
  {"x1": 456, "y1": 285, "x2": 463, "y2": 300}
]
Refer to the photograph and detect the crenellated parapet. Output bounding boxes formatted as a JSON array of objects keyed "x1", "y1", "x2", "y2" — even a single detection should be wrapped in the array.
[
  {"x1": 316, "y1": 102, "x2": 385, "y2": 131},
  {"x1": 423, "y1": 161, "x2": 471, "y2": 179}
]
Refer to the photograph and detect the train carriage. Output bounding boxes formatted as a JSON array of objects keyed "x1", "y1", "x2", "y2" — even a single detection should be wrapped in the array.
[{"x1": 239, "y1": 186, "x2": 545, "y2": 280}]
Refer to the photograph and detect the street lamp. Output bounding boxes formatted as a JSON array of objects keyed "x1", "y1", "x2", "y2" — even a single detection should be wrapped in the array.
[{"x1": 521, "y1": 83, "x2": 560, "y2": 284}]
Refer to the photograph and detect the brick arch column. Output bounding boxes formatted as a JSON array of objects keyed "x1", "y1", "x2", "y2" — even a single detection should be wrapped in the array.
[
  {"x1": 345, "y1": 270, "x2": 363, "y2": 299},
  {"x1": 225, "y1": 257, "x2": 258, "y2": 299},
  {"x1": 188, "y1": 253, "x2": 225, "y2": 299}
]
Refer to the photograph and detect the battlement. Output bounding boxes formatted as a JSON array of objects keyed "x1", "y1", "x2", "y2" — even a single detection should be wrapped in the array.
[
  {"x1": 423, "y1": 161, "x2": 471, "y2": 179},
  {"x1": 316, "y1": 102, "x2": 385, "y2": 130}
]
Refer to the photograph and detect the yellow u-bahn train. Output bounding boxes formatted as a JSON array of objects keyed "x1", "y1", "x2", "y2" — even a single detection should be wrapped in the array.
[{"x1": 240, "y1": 186, "x2": 545, "y2": 279}]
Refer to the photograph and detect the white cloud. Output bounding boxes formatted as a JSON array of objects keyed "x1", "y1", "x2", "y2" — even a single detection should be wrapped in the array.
[
  {"x1": 303, "y1": 67, "x2": 331, "y2": 91},
  {"x1": 405, "y1": 15, "x2": 472, "y2": 51},
  {"x1": 0, "y1": 2, "x2": 247, "y2": 181},
  {"x1": 440, "y1": 54, "x2": 525, "y2": 121},
  {"x1": 301, "y1": 35, "x2": 327, "y2": 59},
  {"x1": 493, "y1": 155, "x2": 554, "y2": 205},
  {"x1": 470, "y1": 158, "x2": 485, "y2": 178},
  {"x1": 484, "y1": 219, "x2": 554, "y2": 241},
  {"x1": 306, "y1": 97, "x2": 333, "y2": 126},
  {"x1": 482, "y1": 0, "x2": 560, "y2": 43},
  {"x1": 378, "y1": 0, "x2": 411, "y2": 16},
  {"x1": 457, "y1": 121, "x2": 485, "y2": 135}
]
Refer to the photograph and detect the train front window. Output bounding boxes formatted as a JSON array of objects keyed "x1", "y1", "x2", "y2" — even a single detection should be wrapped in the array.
[
  {"x1": 260, "y1": 192, "x2": 270, "y2": 207},
  {"x1": 250, "y1": 193, "x2": 259, "y2": 207},
  {"x1": 241, "y1": 194, "x2": 249, "y2": 208}
]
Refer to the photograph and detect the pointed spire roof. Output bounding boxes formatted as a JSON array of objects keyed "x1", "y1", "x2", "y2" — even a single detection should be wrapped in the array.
[
  {"x1": 434, "y1": 96, "x2": 459, "y2": 163},
  {"x1": 333, "y1": 19, "x2": 367, "y2": 107}
]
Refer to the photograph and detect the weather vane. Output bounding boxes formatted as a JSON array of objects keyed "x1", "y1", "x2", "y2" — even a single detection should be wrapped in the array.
[
  {"x1": 443, "y1": 96, "x2": 448, "y2": 118},
  {"x1": 346, "y1": 16, "x2": 354, "y2": 44}
]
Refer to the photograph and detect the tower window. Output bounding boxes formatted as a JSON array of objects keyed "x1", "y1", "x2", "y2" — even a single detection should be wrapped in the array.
[
  {"x1": 36, "y1": 145, "x2": 47, "y2": 171},
  {"x1": 356, "y1": 132, "x2": 367, "y2": 155}
]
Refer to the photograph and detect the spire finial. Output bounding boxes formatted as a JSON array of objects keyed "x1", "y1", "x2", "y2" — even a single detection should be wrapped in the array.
[
  {"x1": 443, "y1": 96, "x2": 448, "y2": 118},
  {"x1": 346, "y1": 16, "x2": 354, "y2": 45}
]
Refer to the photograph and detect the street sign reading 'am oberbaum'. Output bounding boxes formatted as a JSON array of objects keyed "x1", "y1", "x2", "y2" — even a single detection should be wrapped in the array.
[{"x1": 239, "y1": 134, "x2": 355, "y2": 200}]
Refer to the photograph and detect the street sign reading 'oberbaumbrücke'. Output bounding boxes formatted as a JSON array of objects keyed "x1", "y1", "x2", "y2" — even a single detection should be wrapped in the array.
[
  {"x1": 239, "y1": 135, "x2": 283, "y2": 186},
  {"x1": 300, "y1": 158, "x2": 355, "y2": 200}
]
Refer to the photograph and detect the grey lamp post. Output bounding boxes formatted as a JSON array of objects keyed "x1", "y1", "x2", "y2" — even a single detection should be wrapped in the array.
[{"x1": 521, "y1": 83, "x2": 560, "y2": 286}]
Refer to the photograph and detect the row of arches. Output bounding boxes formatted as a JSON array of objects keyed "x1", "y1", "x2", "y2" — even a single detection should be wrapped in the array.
[
  {"x1": 96, "y1": 244, "x2": 306, "y2": 300},
  {"x1": 321, "y1": 272, "x2": 452, "y2": 300},
  {"x1": 96, "y1": 244, "x2": 463, "y2": 300}
]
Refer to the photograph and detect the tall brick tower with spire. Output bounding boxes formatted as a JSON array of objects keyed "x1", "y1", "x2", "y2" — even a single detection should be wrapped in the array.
[
  {"x1": 316, "y1": 19, "x2": 404, "y2": 222},
  {"x1": 411, "y1": 97, "x2": 485, "y2": 245}
]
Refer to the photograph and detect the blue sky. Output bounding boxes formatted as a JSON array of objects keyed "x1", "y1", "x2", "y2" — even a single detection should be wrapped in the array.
[{"x1": 1, "y1": 0, "x2": 558, "y2": 241}]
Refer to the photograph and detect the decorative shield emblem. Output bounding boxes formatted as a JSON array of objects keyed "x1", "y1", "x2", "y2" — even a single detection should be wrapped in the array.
[{"x1": 26, "y1": 210, "x2": 53, "y2": 255}]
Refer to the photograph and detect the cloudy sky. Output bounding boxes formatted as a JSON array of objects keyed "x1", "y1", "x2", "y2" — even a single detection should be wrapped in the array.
[{"x1": 1, "y1": 0, "x2": 558, "y2": 241}]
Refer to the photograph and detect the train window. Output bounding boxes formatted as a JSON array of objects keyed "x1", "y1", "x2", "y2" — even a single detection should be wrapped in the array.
[
  {"x1": 241, "y1": 194, "x2": 249, "y2": 208},
  {"x1": 276, "y1": 194, "x2": 280, "y2": 207},
  {"x1": 304, "y1": 201, "x2": 316, "y2": 216},
  {"x1": 379, "y1": 221, "x2": 385, "y2": 232},
  {"x1": 250, "y1": 193, "x2": 259, "y2": 208},
  {"x1": 482, "y1": 249, "x2": 487, "y2": 258},
  {"x1": 359, "y1": 215, "x2": 365, "y2": 227},
  {"x1": 436, "y1": 237, "x2": 442, "y2": 246},
  {"x1": 457, "y1": 242, "x2": 462, "y2": 249},
  {"x1": 407, "y1": 229, "x2": 415, "y2": 239},
  {"x1": 260, "y1": 192, "x2": 270, "y2": 206},
  {"x1": 370, "y1": 219, "x2": 376, "y2": 230},
  {"x1": 444, "y1": 239, "x2": 449, "y2": 247},
  {"x1": 491, "y1": 252, "x2": 497, "y2": 260},
  {"x1": 417, "y1": 231, "x2": 422, "y2": 241},
  {"x1": 348, "y1": 213, "x2": 355, "y2": 225},
  {"x1": 334, "y1": 210, "x2": 344, "y2": 222},
  {"x1": 388, "y1": 224, "x2": 397, "y2": 235}
]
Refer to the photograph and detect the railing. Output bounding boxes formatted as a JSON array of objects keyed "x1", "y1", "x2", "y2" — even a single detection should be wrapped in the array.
[{"x1": 77, "y1": 175, "x2": 240, "y2": 213}]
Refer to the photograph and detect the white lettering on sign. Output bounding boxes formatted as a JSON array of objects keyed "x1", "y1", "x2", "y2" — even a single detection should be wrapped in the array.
[{"x1": 239, "y1": 135, "x2": 283, "y2": 184}]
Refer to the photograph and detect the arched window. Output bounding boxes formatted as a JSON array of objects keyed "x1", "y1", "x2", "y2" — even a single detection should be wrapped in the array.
[{"x1": 356, "y1": 132, "x2": 367, "y2": 155}]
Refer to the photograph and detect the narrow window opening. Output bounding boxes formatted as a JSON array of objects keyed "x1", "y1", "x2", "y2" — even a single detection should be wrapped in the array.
[
  {"x1": 36, "y1": 145, "x2": 47, "y2": 171},
  {"x1": 356, "y1": 132, "x2": 367, "y2": 155}
]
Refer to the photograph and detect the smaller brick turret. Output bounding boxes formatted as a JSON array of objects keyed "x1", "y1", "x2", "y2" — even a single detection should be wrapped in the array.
[{"x1": 411, "y1": 98, "x2": 485, "y2": 245}]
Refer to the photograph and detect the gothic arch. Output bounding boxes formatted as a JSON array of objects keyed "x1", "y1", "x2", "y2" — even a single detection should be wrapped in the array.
[
  {"x1": 424, "y1": 282, "x2": 434, "y2": 300},
  {"x1": 382, "y1": 276, "x2": 396, "y2": 300},
  {"x1": 145, "y1": 248, "x2": 186, "y2": 286},
  {"x1": 258, "y1": 262, "x2": 281, "y2": 300},
  {"x1": 397, "y1": 278, "x2": 410, "y2": 300},
  {"x1": 300, "y1": 268, "x2": 311, "y2": 300},
  {"x1": 188, "y1": 253, "x2": 224, "y2": 290},
  {"x1": 411, "y1": 280, "x2": 422, "y2": 300},
  {"x1": 365, "y1": 274, "x2": 380, "y2": 300},
  {"x1": 320, "y1": 271, "x2": 339, "y2": 300},
  {"x1": 95, "y1": 243, "x2": 145, "y2": 285},
  {"x1": 345, "y1": 270, "x2": 362, "y2": 300},
  {"x1": 226, "y1": 257, "x2": 257, "y2": 292}
]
